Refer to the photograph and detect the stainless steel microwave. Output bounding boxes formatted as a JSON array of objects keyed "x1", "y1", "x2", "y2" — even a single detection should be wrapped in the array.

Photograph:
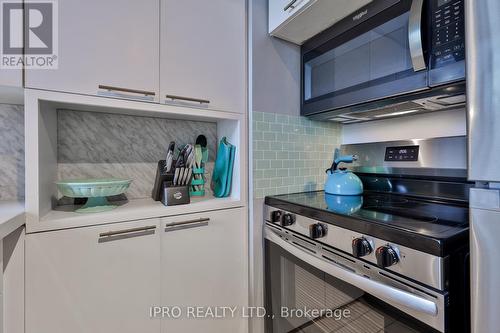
[{"x1": 301, "y1": 0, "x2": 466, "y2": 122}]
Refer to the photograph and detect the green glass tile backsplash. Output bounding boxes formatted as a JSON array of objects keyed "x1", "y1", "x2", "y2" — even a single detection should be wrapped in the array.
[{"x1": 253, "y1": 112, "x2": 341, "y2": 198}]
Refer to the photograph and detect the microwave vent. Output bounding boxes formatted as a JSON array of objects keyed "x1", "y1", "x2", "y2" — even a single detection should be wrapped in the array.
[
  {"x1": 327, "y1": 92, "x2": 466, "y2": 124},
  {"x1": 329, "y1": 101, "x2": 425, "y2": 123},
  {"x1": 433, "y1": 94, "x2": 466, "y2": 106}
]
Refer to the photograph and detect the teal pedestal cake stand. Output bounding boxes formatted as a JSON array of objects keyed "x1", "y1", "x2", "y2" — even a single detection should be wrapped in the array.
[{"x1": 56, "y1": 178, "x2": 133, "y2": 213}]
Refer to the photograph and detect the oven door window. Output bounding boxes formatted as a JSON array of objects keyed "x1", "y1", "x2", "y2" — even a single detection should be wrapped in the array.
[
  {"x1": 264, "y1": 240, "x2": 437, "y2": 333},
  {"x1": 302, "y1": 3, "x2": 428, "y2": 116}
]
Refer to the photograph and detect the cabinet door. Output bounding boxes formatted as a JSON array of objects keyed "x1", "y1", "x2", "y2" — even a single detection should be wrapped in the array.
[
  {"x1": 160, "y1": 0, "x2": 245, "y2": 113},
  {"x1": 25, "y1": 219, "x2": 161, "y2": 333},
  {"x1": 25, "y1": 0, "x2": 160, "y2": 102},
  {"x1": 268, "y1": 0, "x2": 314, "y2": 33},
  {"x1": 160, "y1": 208, "x2": 248, "y2": 333}
]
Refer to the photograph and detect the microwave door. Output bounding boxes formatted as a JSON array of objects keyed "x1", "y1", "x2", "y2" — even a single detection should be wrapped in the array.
[{"x1": 301, "y1": 0, "x2": 430, "y2": 117}]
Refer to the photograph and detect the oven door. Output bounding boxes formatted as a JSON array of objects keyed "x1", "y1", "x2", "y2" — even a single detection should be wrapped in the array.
[
  {"x1": 264, "y1": 226, "x2": 447, "y2": 333},
  {"x1": 301, "y1": 0, "x2": 429, "y2": 116}
]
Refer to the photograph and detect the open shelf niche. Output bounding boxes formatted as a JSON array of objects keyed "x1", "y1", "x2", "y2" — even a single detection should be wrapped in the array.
[{"x1": 24, "y1": 89, "x2": 246, "y2": 233}]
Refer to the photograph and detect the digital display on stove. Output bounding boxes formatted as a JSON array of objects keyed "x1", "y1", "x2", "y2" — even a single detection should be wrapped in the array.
[{"x1": 384, "y1": 145, "x2": 419, "y2": 162}]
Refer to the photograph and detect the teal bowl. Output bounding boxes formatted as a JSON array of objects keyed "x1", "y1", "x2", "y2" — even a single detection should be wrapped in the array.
[{"x1": 56, "y1": 178, "x2": 132, "y2": 213}]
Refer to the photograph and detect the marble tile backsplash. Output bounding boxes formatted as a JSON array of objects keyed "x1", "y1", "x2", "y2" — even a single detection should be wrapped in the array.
[
  {"x1": 253, "y1": 112, "x2": 341, "y2": 198},
  {"x1": 57, "y1": 110, "x2": 217, "y2": 199},
  {"x1": 0, "y1": 104, "x2": 24, "y2": 201}
]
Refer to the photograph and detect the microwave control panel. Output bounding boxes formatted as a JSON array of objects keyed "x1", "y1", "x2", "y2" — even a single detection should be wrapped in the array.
[{"x1": 431, "y1": 0, "x2": 465, "y2": 68}]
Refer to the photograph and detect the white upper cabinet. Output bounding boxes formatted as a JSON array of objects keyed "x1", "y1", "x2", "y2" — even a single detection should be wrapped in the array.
[
  {"x1": 269, "y1": 0, "x2": 315, "y2": 34},
  {"x1": 23, "y1": 0, "x2": 246, "y2": 110},
  {"x1": 25, "y1": 219, "x2": 161, "y2": 333},
  {"x1": 269, "y1": 0, "x2": 373, "y2": 45},
  {"x1": 160, "y1": 0, "x2": 246, "y2": 113},
  {"x1": 25, "y1": 0, "x2": 160, "y2": 102}
]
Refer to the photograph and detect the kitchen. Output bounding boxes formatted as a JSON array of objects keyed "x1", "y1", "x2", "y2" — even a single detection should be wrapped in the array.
[{"x1": 0, "y1": 0, "x2": 497, "y2": 332}]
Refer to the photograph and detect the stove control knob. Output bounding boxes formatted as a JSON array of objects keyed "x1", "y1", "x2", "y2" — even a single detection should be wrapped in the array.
[
  {"x1": 271, "y1": 210, "x2": 283, "y2": 223},
  {"x1": 352, "y1": 238, "x2": 372, "y2": 258},
  {"x1": 281, "y1": 213, "x2": 296, "y2": 227},
  {"x1": 310, "y1": 223, "x2": 327, "y2": 239},
  {"x1": 375, "y1": 245, "x2": 399, "y2": 268}
]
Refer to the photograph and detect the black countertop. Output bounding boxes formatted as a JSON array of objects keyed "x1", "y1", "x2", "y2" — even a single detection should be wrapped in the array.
[{"x1": 265, "y1": 191, "x2": 469, "y2": 257}]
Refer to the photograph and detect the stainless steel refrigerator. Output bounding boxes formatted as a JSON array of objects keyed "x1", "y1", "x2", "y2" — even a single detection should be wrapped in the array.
[{"x1": 466, "y1": 0, "x2": 500, "y2": 331}]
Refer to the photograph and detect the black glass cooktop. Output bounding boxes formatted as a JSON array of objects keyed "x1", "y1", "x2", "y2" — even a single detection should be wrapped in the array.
[{"x1": 265, "y1": 191, "x2": 469, "y2": 256}]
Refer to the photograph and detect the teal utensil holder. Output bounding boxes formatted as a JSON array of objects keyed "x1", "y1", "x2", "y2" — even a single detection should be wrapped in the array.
[{"x1": 190, "y1": 167, "x2": 206, "y2": 196}]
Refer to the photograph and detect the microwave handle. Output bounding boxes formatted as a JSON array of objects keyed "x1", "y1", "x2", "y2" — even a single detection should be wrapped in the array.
[
  {"x1": 408, "y1": 0, "x2": 427, "y2": 71},
  {"x1": 266, "y1": 229, "x2": 438, "y2": 317}
]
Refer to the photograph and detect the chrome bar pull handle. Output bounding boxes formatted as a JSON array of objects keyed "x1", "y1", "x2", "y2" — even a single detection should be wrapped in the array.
[
  {"x1": 98, "y1": 85, "x2": 156, "y2": 96},
  {"x1": 408, "y1": 0, "x2": 427, "y2": 71},
  {"x1": 266, "y1": 229, "x2": 438, "y2": 317},
  {"x1": 284, "y1": 0, "x2": 298, "y2": 11},
  {"x1": 164, "y1": 218, "x2": 210, "y2": 232},
  {"x1": 165, "y1": 94, "x2": 210, "y2": 104},
  {"x1": 99, "y1": 225, "x2": 157, "y2": 238}
]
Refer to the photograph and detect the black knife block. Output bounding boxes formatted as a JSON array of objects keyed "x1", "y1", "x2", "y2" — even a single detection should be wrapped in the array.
[{"x1": 152, "y1": 160, "x2": 175, "y2": 201}]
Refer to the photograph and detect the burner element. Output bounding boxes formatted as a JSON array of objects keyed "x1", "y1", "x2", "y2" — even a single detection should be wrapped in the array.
[
  {"x1": 362, "y1": 194, "x2": 440, "y2": 223},
  {"x1": 363, "y1": 194, "x2": 409, "y2": 207}
]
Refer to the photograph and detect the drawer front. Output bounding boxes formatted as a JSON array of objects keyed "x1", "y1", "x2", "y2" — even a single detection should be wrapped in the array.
[
  {"x1": 160, "y1": 208, "x2": 248, "y2": 333},
  {"x1": 26, "y1": 219, "x2": 161, "y2": 333}
]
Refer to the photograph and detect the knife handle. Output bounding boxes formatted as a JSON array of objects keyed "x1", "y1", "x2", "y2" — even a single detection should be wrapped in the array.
[{"x1": 173, "y1": 168, "x2": 180, "y2": 186}]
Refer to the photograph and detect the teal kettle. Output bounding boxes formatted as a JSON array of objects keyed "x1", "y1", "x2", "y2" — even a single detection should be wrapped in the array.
[{"x1": 325, "y1": 150, "x2": 363, "y2": 196}]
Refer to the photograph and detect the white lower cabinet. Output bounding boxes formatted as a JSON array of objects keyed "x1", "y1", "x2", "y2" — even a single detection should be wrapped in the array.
[
  {"x1": 160, "y1": 208, "x2": 248, "y2": 333},
  {"x1": 25, "y1": 219, "x2": 162, "y2": 333},
  {"x1": 25, "y1": 208, "x2": 248, "y2": 333},
  {"x1": 3, "y1": 227, "x2": 25, "y2": 333}
]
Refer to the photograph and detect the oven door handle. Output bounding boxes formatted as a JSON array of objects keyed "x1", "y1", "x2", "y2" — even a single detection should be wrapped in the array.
[
  {"x1": 408, "y1": 0, "x2": 427, "y2": 71},
  {"x1": 266, "y1": 230, "x2": 438, "y2": 317}
]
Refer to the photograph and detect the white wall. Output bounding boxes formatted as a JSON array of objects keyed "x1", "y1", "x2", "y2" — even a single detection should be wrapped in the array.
[
  {"x1": 251, "y1": 0, "x2": 300, "y2": 116},
  {"x1": 342, "y1": 108, "x2": 467, "y2": 144}
]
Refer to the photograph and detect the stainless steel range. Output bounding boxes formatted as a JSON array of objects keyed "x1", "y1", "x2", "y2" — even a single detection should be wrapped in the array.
[{"x1": 264, "y1": 137, "x2": 471, "y2": 333}]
